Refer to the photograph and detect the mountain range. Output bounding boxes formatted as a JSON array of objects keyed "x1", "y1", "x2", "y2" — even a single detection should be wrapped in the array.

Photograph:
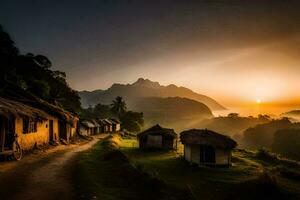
[
  {"x1": 79, "y1": 78, "x2": 225, "y2": 110},
  {"x1": 79, "y1": 78, "x2": 225, "y2": 131}
]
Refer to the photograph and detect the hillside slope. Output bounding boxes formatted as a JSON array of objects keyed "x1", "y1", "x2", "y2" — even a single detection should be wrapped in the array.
[
  {"x1": 281, "y1": 110, "x2": 300, "y2": 121},
  {"x1": 133, "y1": 97, "x2": 213, "y2": 131}
]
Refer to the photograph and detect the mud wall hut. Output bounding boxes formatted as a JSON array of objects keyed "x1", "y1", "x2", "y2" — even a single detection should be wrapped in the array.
[
  {"x1": 80, "y1": 120, "x2": 95, "y2": 136},
  {"x1": 109, "y1": 118, "x2": 121, "y2": 132},
  {"x1": 0, "y1": 95, "x2": 78, "y2": 152},
  {"x1": 137, "y1": 124, "x2": 177, "y2": 150},
  {"x1": 0, "y1": 97, "x2": 56, "y2": 151},
  {"x1": 180, "y1": 129, "x2": 237, "y2": 166}
]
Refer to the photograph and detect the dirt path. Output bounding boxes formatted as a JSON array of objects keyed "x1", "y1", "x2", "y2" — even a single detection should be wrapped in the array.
[{"x1": 0, "y1": 135, "x2": 107, "y2": 200}]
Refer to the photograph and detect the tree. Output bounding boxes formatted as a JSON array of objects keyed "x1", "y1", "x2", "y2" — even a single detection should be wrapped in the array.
[
  {"x1": 0, "y1": 25, "x2": 19, "y2": 57},
  {"x1": 111, "y1": 96, "x2": 127, "y2": 118},
  {"x1": 94, "y1": 103, "x2": 113, "y2": 118},
  {"x1": 0, "y1": 25, "x2": 19, "y2": 83},
  {"x1": 120, "y1": 111, "x2": 144, "y2": 133},
  {"x1": 33, "y1": 55, "x2": 52, "y2": 69},
  {"x1": 0, "y1": 24, "x2": 82, "y2": 113},
  {"x1": 272, "y1": 129, "x2": 300, "y2": 160},
  {"x1": 242, "y1": 118, "x2": 298, "y2": 149},
  {"x1": 27, "y1": 79, "x2": 50, "y2": 99},
  {"x1": 258, "y1": 114, "x2": 271, "y2": 121},
  {"x1": 228, "y1": 113, "x2": 239, "y2": 118}
]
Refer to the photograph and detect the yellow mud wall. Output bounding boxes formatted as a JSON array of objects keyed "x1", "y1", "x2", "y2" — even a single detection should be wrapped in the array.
[
  {"x1": 70, "y1": 118, "x2": 78, "y2": 140},
  {"x1": 116, "y1": 124, "x2": 121, "y2": 131},
  {"x1": 16, "y1": 117, "x2": 49, "y2": 150},
  {"x1": 15, "y1": 116, "x2": 60, "y2": 150}
]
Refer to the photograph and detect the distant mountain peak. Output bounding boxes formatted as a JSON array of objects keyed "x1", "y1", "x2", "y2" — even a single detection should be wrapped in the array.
[
  {"x1": 79, "y1": 78, "x2": 225, "y2": 110},
  {"x1": 132, "y1": 78, "x2": 160, "y2": 88}
]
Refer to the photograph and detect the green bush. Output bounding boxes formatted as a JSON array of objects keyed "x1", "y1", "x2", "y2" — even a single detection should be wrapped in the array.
[{"x1": 256, "y1": 148, "x2": 279, "y2": 161}]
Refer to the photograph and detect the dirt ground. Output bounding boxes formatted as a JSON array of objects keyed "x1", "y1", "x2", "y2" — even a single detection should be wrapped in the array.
[{"x1": 0, "y1": 134, "x2": 108, "y2": 200}]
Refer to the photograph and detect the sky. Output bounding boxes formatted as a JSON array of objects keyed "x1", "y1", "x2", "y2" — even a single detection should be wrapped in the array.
[{"x1": 1, "y1": 0, "x2": 300, "y2": 107}]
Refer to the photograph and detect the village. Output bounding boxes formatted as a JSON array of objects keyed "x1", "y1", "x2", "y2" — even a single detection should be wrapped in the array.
[
  {"x1": 0, "y1": 92, "x2": 300, "y2": 200},
  {"x1": 1, "y1": 1, "x2": 300, "y2": 199},
  {"x1": 0, "y1": 91, "x2": 247, "y2": 200},
  {"x1": 0, "y1": 91, "x2": 235, "y2": 167}
]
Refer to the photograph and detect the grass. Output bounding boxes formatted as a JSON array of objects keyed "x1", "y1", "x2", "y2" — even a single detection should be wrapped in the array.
[
  {"x1": 120, "y1": 138, "x2": 300, "y2": 200},
  {"x1": 75, "y1": 136, "x2": 300, "y2": 200},
  {"x1": 74, "y1": 136, "x2": 189, "y2": 200}
]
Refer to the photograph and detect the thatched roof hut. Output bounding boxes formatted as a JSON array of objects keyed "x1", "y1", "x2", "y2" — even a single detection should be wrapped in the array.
[
  {"x1": 137, "y1": 124, "x2": 177, "y2": 150},
  {"x1": 180, "y1": 129, "x2": 237, "y2": 149},
  {"x1": 0, "y1": 82, "x2": 77, "y2": 125},
  {"x1": 180, "y1": 129, "x2": 237, "y2": 166},
  {"x1": 108, "y1": 118, "x2": 121, "y2": 132},
  {"x1": 0, "y1": 97, "x2": 49, "y2": 120},
  {"x1": 81, "y1": 120, "x2": 96, "y2": 128}
]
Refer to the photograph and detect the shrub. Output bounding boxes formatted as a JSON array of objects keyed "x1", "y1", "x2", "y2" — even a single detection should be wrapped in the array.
[{"x1": 256, "y1": 147, "x2": 279, "y2": 161}]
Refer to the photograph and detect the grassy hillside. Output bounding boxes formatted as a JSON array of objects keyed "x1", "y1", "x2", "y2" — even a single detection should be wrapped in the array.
[
  {"x1": 120, "y1": 139, "x2": 300, "y2": 200},
  {"x1": 74, "y1": 136, "x2": 188, "y2": 200},
  {"x1": 75, "y1": 135, "x2": 300, "y2": 200}
]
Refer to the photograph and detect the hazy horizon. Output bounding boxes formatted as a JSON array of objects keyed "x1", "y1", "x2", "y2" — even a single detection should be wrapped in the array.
[{"x1": 1, "y1": 0, "x2": 300, "y2": 107}]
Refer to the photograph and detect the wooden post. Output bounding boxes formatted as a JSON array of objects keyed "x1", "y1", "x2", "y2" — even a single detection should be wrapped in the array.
[{"x1": 0, "y1": 118, "x2": 5, "y2": 152}]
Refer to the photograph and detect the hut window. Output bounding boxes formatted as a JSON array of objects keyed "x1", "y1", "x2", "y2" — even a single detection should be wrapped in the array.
[{"x1": 23, "y1": 117, "x2": 38, "y2": 133}]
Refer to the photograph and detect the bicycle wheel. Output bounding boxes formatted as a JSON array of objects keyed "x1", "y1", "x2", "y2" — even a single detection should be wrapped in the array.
[{"x1": 12, "y1": 141, "x2": 23, "y2": 161}]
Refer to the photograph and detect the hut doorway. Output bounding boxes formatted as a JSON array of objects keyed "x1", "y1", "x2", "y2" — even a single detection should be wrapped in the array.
[
  {"x1": 6, "y1": 117, "x2": 15, "y2": 149},
  {"x1": 58, "y1": 121, "x2": 67, "y2": 141},
  {"x1": 146, "y1": 135, "x2": 162, "y2": 148},
  {"x1": 49, "y1": 120, "x2": 54, "y2": 142},
  {"x1": 200, "y1": 145, "x2": 216, "y2": 164},
  {"x1": 0, "y1": 116, "x2": 15, "y2": 150}
]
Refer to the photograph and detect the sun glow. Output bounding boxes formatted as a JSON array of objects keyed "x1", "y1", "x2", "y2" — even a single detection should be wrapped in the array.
[{"x1": 256, "y1": 99, "x2": 261, "y2": 104}]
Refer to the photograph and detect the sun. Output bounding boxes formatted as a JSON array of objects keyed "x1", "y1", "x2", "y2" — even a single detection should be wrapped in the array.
[{"x1": 256, "y1": 99, "x2": 261, "y2": 104}]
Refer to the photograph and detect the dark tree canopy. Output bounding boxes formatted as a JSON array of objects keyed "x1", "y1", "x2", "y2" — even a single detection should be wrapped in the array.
[
  {"x1": 272, "y1": 129, "x2": 300, "y2": 161},
  {"x1": 0, "y1": 25, "x2": 81, "y2": 113},
  {"x1": 120, "y1": 111, "x2": 144, "y2": 133},
  {"x1": 111, "y1": 96, "x2": 127, "y2": 118},
  {"x1": 242, "y1": 118, "x2": 300, "y2": 149}
]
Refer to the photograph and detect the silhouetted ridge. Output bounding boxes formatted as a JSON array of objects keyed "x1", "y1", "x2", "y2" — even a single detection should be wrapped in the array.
[{"x1": 79, "y1": 78, "x2": 225, "y2": 110}]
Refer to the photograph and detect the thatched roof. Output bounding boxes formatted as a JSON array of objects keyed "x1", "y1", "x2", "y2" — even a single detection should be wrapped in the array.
[
  {"x1": 81, "y1": 120, "x2": 96, "y2": 128},
  {"x1": 109, "y1": 118, "x2": 120, "y2": 124},
  {"x1": 0, "y1": 97, "x2": 49, "y2": 120},
  {"x1": 137, "y1": 124, "x2": 177, "y2": 139},
  {"x1": 180, "y1": 129, "x2": 237, "y2": 149},
  {"x1": 102, "y1": 119, "x2": 112, "y2": 125},
  {"x1": 0, "y1": 83, "x2": 77, "y2": 124},
  {"x1": 91, "y1": 119, "x2": 101, "y2": 127}
]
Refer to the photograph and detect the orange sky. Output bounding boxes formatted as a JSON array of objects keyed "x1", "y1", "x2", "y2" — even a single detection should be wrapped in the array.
[
  {"x1": 81, "y1": 38, "x2": 300, "y2": 107},
  {"x1": 2, "y1": 1, "x2": 300, "y2": 107}
]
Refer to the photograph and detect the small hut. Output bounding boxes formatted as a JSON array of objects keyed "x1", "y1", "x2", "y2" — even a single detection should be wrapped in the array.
[
  {"x1": 137, "y1": 124, "x2": 177, "y2": 150},
  {"x1": 99, "y1": 119, "x2": 112, "y2": 133},
  {"x1": 90, "y1": 119, "x2": 101, "y2": 134},
  {"x1": 0, "y1": 96, "x2": 78, "y2": 160},
  {"x1": 80, "y1": 120, "x2": 95, "y2": 136},
  {"x1": 109, "y1": 118, "x2": 121, "y2": 132},
  {"x1": 180, "y1": 129, "x2": 237, "y2": 166}
]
